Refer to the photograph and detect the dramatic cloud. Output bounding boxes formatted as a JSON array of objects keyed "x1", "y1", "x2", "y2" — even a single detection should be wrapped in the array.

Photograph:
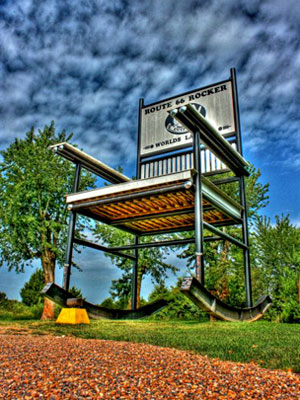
[{"x1": 1, "y1": 0, "x2": 299, "y2": 172}]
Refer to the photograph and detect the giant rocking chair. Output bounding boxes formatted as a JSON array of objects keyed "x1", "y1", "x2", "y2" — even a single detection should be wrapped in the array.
[{"x1": 43, "y1": 69, "x2": 271, "y2": 321}]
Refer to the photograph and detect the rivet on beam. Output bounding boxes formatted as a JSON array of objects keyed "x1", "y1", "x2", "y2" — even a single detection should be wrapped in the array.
[
  {"x1": 170, "y1": 109, "x2": 178, "y2": 117},
  {"x1": 184, "y1": 180, "x2": 193, "y2": 189}
]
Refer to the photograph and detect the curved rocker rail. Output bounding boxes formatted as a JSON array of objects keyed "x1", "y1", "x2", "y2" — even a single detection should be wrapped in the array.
[
  {"x1": 42, "y1": 283, "x2": 168, "y2": 320},
  {"x1": 181, "y1": 277, "x2": 272, "y2": 322}
]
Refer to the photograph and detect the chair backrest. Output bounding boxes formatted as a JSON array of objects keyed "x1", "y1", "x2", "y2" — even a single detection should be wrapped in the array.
[
  {"x1": 137, "y1": 71, "x2": 242, "y2": 180},
  {"x1": 139, "y1": 143, "x2": 239, "y2": 179}
]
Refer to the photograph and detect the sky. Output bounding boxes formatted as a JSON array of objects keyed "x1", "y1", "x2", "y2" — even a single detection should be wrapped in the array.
[{"x1": 0, "y1": 0, "x2": 299, "y2": 303}]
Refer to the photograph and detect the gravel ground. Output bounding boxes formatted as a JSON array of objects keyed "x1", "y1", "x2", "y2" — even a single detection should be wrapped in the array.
[{"x1": 0, "y1": 333, "x2": 299, "y2": 399}]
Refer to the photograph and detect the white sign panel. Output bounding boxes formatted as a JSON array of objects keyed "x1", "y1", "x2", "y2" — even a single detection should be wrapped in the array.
[{"x1": 140, "y1": 80, "x2": 236, "y2": 156}]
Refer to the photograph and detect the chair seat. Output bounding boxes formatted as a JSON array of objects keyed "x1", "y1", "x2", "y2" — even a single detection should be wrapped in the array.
[{"x1": 66, "y1": 170, "x2": 243, "y2": 235}]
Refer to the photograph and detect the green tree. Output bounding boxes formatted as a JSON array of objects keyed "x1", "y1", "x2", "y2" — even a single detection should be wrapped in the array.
[
  {"x1": 20, "y1": 267, "x2": 85, "y2": 307},
  {"x1": 100, "y1": 297, "x2": 117, "y2": 309},
  {"x1": 69, "y1": 286, "x2": 85, "y2": 300},
  {"x1": 252, "y1": 214, "x2": 300, "y2": 321},
  {"x1": 0, "y1": 123, "x2": 95, "y2": 319},
  {"x1": 0, "y1": 292, "x2": 8, "y2": 303},
  {"x1": 148, "y1": 283, "x2": 171, "y2": 302},
  {"x1": 20, "y1": 268, "x2": 44, "y2": 306},
  {"x1": 94, "y1": 224, "x2": 178, "y2": 308}
]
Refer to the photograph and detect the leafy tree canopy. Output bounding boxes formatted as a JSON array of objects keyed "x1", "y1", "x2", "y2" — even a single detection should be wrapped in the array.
[
  {"x1": 252, "y1": 214, "x2": 300, "y2": 322},
  {"x1": 0, "y1": 122, "x2": 96, "y2": 318},
  {"x1": 0, "y1": 122, "x2": 95, "y2": 272}
]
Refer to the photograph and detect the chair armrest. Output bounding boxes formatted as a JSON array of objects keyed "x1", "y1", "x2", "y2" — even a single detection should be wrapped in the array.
[
  {"x1": 49, "y1": 142, "x2": 131, "y2": 184},
  {"x1": 170, "y1": 104, "x2": 250, "y2": 177}
]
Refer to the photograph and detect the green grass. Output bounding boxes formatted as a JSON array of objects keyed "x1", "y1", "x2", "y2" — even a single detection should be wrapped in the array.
[
  {"x1": 1, "y1": 319, "x2": 299, "y2": 372},
  {"x1": 0, "y1": 300, "x2": 43, "y2": 320}
]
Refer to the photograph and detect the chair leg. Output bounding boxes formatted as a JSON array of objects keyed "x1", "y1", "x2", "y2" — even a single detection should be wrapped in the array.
[
  {"x1": 131, "y1": 236, "x2": 139, "y2": 310},
  {"x1": 63, "y1": 162, "x2": 81, "y2": 291},
  {"x1": 194, "y1": 131, "x2": 205, "y2": 284},
  {"x1": 63, "y1": 211, "x2": 77, "y2": 291}
]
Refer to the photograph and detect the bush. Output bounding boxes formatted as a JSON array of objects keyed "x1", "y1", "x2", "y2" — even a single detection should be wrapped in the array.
[
  {"x1": 99, "y1": 281, "x2": 208, "y2": 320},
  {"x1": 0, "y1": 299, "x2": 43, "y2": 320},
  {"x1": 100, "y1": 296, "x2": 147, "y2": 309},
  {"x1": 0, "y1": 292, "x2": 8, "y2": 309},
  {"x1": 148, "y1": 283, "x2": 208, "y2": 321},
  {"x1": 20, "y1": 269, "x2": 44, "y2": 306},
  {"x1": 0, "y1": 291, "x2": 8, "y2": 303}
]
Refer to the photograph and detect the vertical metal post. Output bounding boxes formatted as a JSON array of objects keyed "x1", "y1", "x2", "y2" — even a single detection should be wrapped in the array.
[
  {"x1": 194, "y1": 131, "x2": 205, "y2": 284},
  {"x1": 131, "y1": 97, "x2": 144, "y2": 309},
  {"x1": 231, "y1": 68, "x2": 252, "y2": 307},
  {"x1": 239, "y1": 177, "x2": 252, "y2": 307},
  {"x1": 131, "y1": 236, "x2": 139, "y2": 310},
  {"x1": 136, "y1": 98, "x2": 144, "y2": 180},
  {"x1": 63, "y1": 162, "x2": 81, "y2": 291}
]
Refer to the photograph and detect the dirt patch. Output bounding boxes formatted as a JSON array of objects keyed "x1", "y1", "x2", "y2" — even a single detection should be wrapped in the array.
[{"x1": 0, "y1": 324, "x2": 33, "y2": 335}]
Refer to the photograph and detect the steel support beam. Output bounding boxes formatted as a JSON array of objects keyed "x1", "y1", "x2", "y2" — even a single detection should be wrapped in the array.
[
  {"x1": 203, "y1": 222, "x2": 248, "y2": 250},
  {"x1": 212, "y1": 176, "x2": 240, "y2": 186},
  {"x1": 73, "y1": 237, "x2": 136, "y2": 261},
  {"x1": 101, "y1": 236, "x2": 223, "y2": 252},
  {"x1": 194, "y1": 131, "x2": 205, "y2": 284},
  {"x1": 239, "y1": 177, "x2": 252, "y2": 306},
  {"x1": 63, "y1": 162, "x2": 81, "y2": 291},
  {"x1": 131, "y1": 98, "x2": 144, "y2": 311},
  {"x1": 131, "y1": 236, "x2": 139, "y2": 311},
  {"x1": 112, "y1": 237, "x2": 195, "y2": 251},
  {"x1": 231, "y1": 67, "x2": 253, "y2": 307}
]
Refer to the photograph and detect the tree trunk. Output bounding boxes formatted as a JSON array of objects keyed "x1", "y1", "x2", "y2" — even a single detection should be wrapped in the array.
[
  {"x1": 218, "y1": 239, "x2": 230, "y2": 301},
  {"x1": 41, "y1": 249, "x2": 56, "y2": 320},
  {"x1": 136, "y1": 273, "x2": 142, "y2": 309},
  {"x1": 128, "y1": 270, "x2": 143, "y2": 310}
]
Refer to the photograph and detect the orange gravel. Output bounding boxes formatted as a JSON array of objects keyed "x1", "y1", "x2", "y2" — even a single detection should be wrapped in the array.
[{"x1": 0, "y1": 334, "x2": 299, "y2": 399}]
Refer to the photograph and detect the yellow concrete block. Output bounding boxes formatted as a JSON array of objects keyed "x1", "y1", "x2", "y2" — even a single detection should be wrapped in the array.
[{"x1": 56, "y1": 308, "x2": 90, "y2": 324}]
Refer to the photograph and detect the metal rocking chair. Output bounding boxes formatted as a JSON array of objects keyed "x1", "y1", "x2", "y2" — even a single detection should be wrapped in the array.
[{"x1": 43, "y1": 68, "x2": 271, "y2": 321}]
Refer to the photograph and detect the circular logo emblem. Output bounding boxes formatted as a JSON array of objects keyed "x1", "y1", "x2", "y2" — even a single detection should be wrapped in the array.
[{"x1": 165, "y1": 103, "x2": 206, "y2": 135}]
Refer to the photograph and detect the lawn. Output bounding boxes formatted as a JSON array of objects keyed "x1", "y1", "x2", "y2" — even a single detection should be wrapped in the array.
[{"x1": 1, "y1": 319, "x2": 299, "y2": 373}]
